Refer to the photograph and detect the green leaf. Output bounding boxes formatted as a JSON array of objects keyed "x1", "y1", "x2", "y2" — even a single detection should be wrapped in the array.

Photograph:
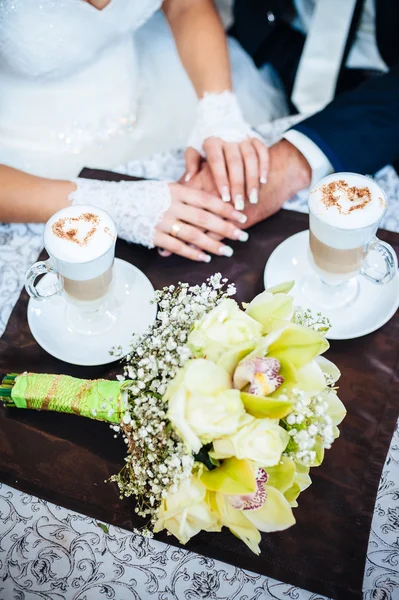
[
  {"x1": 194, "y1": 444, "x2": 218, "y2": 471},
  {"x1": 240, "y1": 392, "x2": 294, "y2": 419},
  {"x1": 96, "y1": 522, "x2": 109, "y2": 535},
  {"x1": 209, "y1": 455, "x2": 221, "y2": 467},
  {"x1": 200, "y1": 457, "x2": 256, "y2": 495}
]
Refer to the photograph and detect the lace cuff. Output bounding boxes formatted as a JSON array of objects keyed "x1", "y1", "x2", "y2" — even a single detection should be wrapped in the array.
[
  {"x1": 187, "y1": 91, "x2": 255, "y2": 154},
  {"x1": 68, "y1": 178, "x2": 171, "y2": 249}
]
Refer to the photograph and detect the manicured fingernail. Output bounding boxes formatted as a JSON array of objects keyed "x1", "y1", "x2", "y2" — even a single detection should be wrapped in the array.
[
  {"x1": 222, "y1": 186, "x2": 230, "y2": 202},
  {"x1": 220, "y1": 245, "x2": 234, "y2": 257},
  {"x1": 235, "y1": 195, "x2": 244, "y2": 211},
  {"x1": 249, "y1": 189, "x2": 258, "y2": 204},
  {"x1": 200, "y1": 253, "x2": 211, "y2": 263},
  {"x1": 184, "y1": 173, "x2": 192, "y2": 183},
  {"x1": 234, "y1": 212, "x2": 247, "y2": 224},
  {"x1": 235, "y1": 230, "x2": 249, "y2": 242},
  {"x1": 260, "y1": 172, "x2": 268, "y2": 184}
]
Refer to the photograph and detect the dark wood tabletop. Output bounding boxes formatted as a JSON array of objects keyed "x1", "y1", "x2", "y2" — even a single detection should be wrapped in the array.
[{"x1": 0, "y1": 169, "x2": 398, "y2": 600}]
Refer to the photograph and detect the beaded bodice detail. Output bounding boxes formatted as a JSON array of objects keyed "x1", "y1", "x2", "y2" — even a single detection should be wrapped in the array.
[
  {"x1": 0, "y1": 0, "x2": 163, "y2": 159},
  {"x1": 0, "y1": 0, "x2": 162, "y2": 78}
]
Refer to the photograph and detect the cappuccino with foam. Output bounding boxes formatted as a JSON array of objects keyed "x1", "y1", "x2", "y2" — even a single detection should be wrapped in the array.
[
  {"x1": 44, "y1": 205, "x2": 117, "y2": 303},
  {"x1": 308, "y1": 174, "x2": 387, "y2": 285},
  {"x1": 25, "y1": 205, "x2": 120, "y2": 335}
]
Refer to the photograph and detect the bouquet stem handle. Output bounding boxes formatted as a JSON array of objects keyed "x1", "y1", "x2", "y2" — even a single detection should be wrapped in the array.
[{"x1": 0, "y1": 373, "x2": 129, "y2": 424}]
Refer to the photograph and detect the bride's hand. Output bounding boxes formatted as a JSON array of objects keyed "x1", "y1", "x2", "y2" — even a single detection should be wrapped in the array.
[
  {"x1": 154, "y1": 183, "x2": 248, "y2": 262},
  {"x1": 186, "y1": 137, "x2": 269, "y2": 210},
  {"x1": 185, "y1": 91, "x2": 269, "y2": 211}
]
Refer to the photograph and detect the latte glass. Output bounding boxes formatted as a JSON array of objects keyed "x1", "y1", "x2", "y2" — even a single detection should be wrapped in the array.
[
  {"x1": 25, "y1": 205, "x2": 119, "y2": 335},
  {"x1": 302, "y1": 173, "x2": 398, "y2": 309}
]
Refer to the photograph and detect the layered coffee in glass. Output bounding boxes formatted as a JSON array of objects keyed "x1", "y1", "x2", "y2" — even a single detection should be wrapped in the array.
[
  {"x1": 26, "y1": 205, "x2": 119, "y2": 335},
  {"x1": 302, "y1": 173, "x2": 397, "y2": 309}
]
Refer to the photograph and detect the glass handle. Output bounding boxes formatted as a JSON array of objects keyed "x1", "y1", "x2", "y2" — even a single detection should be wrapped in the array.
[
  {"x1": 25, "y1": 260, "x2": 63, "y2": 301},
  {"x1": 360, "y1": 237, "x2": 398, "y2": 285}
]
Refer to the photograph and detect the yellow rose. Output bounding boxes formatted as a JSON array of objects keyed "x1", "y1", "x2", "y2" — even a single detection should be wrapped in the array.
[
  {"x1": 154, "y1": 477, "x2": 220, "y2": 544},
  {"x1": 166, "y1": 359, "x2": 244, "y2": 453},
  {"x1": 188, "y1": 299, "x2": 262, "y2": 362},
  {"x1": 212, "y1": 414, "x2": 289, "y2": 467}
]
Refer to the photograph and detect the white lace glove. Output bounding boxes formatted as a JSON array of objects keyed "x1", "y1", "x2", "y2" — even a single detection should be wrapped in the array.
[
  {"x1": 68, "y1": 178, "x2": 171, "y2": 248},
  {"x1": 186, "y1": 91, "x2": 269, "y2": 210},
  {"x1": 187, "y1": 91, "x2": 255, "y2": 154}
]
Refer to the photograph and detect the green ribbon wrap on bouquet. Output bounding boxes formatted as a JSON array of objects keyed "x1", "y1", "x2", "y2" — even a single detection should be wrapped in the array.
[{"x1": 0, "y1": 373, "x2": 130, "y2": 424}]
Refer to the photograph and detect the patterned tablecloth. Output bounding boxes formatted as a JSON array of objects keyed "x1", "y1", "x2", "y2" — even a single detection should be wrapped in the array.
[{"x1": 0, "y1": 121, "x2": 398, "y2": 599}]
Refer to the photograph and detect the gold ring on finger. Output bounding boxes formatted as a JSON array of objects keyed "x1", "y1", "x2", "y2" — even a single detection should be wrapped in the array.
[{"x1": 171, "y1": 220, "x2": 183, "y2": 238}]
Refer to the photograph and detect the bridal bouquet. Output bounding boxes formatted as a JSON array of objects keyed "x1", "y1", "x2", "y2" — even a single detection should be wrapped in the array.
[{"x1": 1, "y1": 275, "x2": 345, "y2": 554}]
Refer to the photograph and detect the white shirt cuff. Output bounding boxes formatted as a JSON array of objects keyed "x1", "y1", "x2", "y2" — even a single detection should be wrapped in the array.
[{"x1": 283, "y1": 129, "x2": 334, "y2": 187}]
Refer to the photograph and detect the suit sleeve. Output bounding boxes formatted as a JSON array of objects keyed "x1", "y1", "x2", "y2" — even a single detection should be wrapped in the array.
[{"x1": 292, "y1": 65, "x2": 399, "y2": 174}]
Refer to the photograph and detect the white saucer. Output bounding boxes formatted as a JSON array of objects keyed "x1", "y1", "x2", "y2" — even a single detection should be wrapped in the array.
[
  {"x1": 264, "y1": 231, "x2": 399, "y2": 340},
  {"x1": 28, "y1": 259, "x2": 157, "y2": 366}
]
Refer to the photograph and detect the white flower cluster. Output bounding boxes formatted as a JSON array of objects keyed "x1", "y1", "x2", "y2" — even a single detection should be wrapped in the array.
[
  {"x1": 110, "y1": 274, "x2": 236, "y2": 528},
  {"x1": 282, "y1": 387, "x2": 336, "y2": 466}
]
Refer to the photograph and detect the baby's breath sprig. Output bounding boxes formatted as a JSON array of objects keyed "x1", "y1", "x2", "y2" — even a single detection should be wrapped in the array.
[
  {"x1": 280, "y1": 387, "x2": 336, "y2": 466},
  {"x1": 293, "y1": 307, "x2": 331, "y2": 333},
  {"x1": 109, "y1": 274, "x2": 235, "y2": 527}
]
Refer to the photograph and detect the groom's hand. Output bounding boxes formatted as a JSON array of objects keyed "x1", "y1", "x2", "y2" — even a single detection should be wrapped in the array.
[
  {"x1": 185, "y1": 140, "x2": 312, "y2": 228},
  {"x1": 242, "y1": 139, "x2": 312, "y2": 227},
  {"x1": 181, "y1": 161, "x2": 219, "y2": 195}
]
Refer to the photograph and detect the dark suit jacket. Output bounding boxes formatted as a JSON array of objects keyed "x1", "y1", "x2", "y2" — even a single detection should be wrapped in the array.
[{"x1": 231, "y1": 0, "x2": 399, "y2": 174}]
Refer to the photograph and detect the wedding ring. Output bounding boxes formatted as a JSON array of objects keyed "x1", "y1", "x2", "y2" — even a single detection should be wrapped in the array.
[{"x1": 170, "y1": 220, "x2": 183, "y2": 239}]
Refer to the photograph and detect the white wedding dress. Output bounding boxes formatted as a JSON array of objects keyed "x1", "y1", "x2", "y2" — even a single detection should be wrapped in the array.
[{"x1": 0, "y1": 0, "x2": 288, "y2": 179}]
